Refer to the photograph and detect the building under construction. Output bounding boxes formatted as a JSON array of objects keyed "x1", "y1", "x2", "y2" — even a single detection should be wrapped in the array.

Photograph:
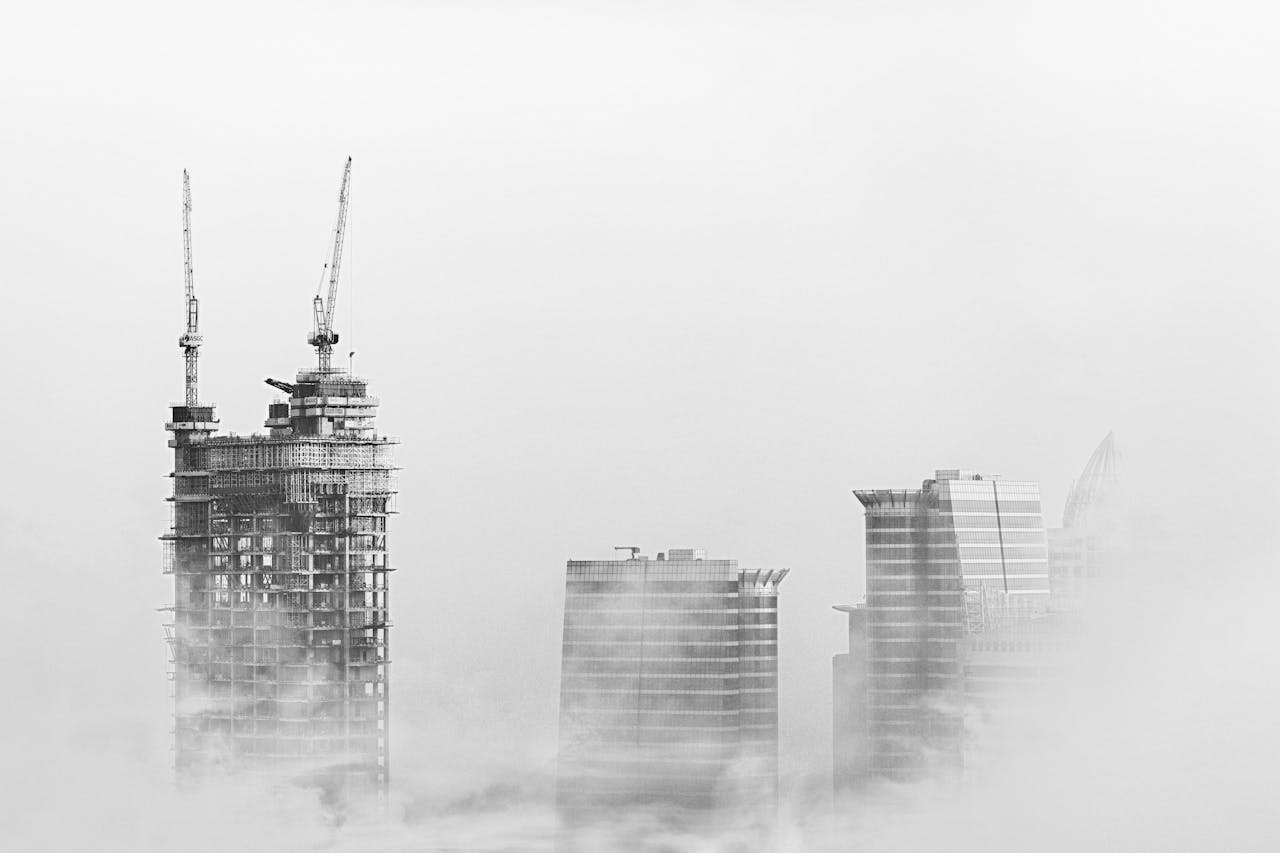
[{"x1": 163, "y1": 160, "x2": 396, "y2": 795}]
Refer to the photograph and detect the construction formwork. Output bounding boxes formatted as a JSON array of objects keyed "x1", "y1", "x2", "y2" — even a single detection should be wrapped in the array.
[{"x1": 164, "y1": 368, "x2": 396, "y2": 795}]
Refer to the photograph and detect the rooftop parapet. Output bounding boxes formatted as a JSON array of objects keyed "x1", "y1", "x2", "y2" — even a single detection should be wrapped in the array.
[{"x1": 934, "y1": 469, "x2": 999, "y2": 482}]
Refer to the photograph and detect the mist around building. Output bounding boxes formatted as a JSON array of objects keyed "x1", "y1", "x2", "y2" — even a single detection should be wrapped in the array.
[
  {"x1": 149, "y1": 408, "x2": 1253, "y2": 853},
  {"x1": 134, "y1": 158, "x2": 1269, "y2": 853},
  {"x1": 6, "y1": 1, "x2": 1276, "y2": 841},
  {"x1": 159, "y1": 178, "x2": 1161, "y2": 845}
]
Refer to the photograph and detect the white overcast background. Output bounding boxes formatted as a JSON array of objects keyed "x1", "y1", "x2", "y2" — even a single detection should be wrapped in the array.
[{"x1": 2, "y1": 1, "x2": 1278, "y2": 850}]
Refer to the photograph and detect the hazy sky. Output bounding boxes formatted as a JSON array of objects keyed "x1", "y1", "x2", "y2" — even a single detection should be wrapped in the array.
[{"x1": 2, "y1": 1, "x2": 1278, "y2": 849}]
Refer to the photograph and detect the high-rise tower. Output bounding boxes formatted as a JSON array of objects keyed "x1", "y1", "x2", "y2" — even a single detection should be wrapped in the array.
[
  {"x1": 556, "y1": 548, "x2": 787, "y2": 830},
  {"x1": 162, "y1": 163, "x2": 395, "y2": 796},
  {"x1": 837, "y1": 470, "x2": 1049, "y2": 786}
]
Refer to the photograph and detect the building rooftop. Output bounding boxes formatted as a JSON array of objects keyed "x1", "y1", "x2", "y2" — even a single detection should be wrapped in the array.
[{"x1": 934, "y1": 469, "x2": 999, "y2": 482}]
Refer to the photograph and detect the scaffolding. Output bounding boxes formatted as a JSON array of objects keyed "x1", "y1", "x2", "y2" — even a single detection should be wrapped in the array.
[{"x1": 165, "y1": 367, "x2": 395, "y2": 794}]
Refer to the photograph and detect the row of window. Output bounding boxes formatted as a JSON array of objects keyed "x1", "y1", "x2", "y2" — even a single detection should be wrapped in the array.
[
  {"x1": 560, "y1": 676, "x2": 775, "y2": 691},
  {"x1": 561, "y1": 693, "x2": 775, "y2": 712},
  {"x1": 209, "y1": 533, "x2": 387, "y2": 553},
  {"x1": 942, "y1": 500, "x2": 1043, "y2": 513},
  {"x1": 563, "y1": 610, "x2": 775, "y2": 626},
  {"x1": 177, "y1": 736, "x2": 384, "y2": 758},
  {"x1": 566, "y1": 581, "x2": 741, "y2": 594},
  {"x1": 177, "y1": 717, "x2": 386, "y2": 736},
  {"x1": 179, "y1": 608, "x2": 387, "y2": 626},
  {"x1": 176, "y1": 646, "x2": 387, "y2": 667},
  {"x1": 563, "y1": 657, "x2": 776, "y2": 675},
  {"x1": 565, "y1": 633, "x2": 778, "y2": 650},
  {"x1": 866, "y1": 531, "x2": 1046, "y2": 546},
  {"x1": 561, "y1": 710, "x2": 778, "y2": 726},
  {"x1": 564, "y1": 595, "x2": 773, "y2": 609}
]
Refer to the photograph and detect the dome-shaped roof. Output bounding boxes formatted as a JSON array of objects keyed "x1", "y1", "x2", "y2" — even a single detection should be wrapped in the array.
[{"x1": 1063, "y1": 432, "x2": 1121, "y2": 528}]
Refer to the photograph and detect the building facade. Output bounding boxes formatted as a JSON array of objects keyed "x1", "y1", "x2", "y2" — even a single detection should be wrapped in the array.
[
  {"x1": 164, "y1": 367, "x2": 396, "y2": 795},
  {"x1": 838, "y1": 470, "x2": 1049, "y2": 787},
  {"x1": 831, "y1": 604, "x2": 869, "y2": 793},
  {"x1": 557, "y1": 548, "x2": 787, "y2": 827}
]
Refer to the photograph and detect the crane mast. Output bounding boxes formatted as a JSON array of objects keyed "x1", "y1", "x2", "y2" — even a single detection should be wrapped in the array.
[
  {"x1": 309, "y1": 157, "x2": 352, "y2": 372},
  {"x1": 179, "y1": 170, "x2": 201, "y2": 406}
]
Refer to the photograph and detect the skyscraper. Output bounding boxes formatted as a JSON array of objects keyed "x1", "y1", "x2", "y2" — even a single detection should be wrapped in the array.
[
  {"x1": 165, "y1": 371, "x2": 396, "y2": 792},
  {"x1": 163, "y1": 162, "x2": 395, "y2": 796},
  {"x1": 836, "y1": 470, "x2": 1049, "y2": 786},
  {"x1": 556, "y1": 548, "x2": 787, "y2": 829}
]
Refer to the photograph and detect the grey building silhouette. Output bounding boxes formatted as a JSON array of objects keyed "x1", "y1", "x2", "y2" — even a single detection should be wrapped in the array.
[
  {"x1": 836, "y1": 470, "x2": 1050, "y2": 787},
  {"x1": 831, "y1": 603, "x2": 869, "y2": 793},
  {"x1": 1049, "y1": 432, "x2": 1122, "y2": 612},
  {"x1": 557, "y1": 548, "x2": 787, "y2": 827}
]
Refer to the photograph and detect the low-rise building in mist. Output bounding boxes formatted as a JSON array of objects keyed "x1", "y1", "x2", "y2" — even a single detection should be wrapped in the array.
[
  {"x1": 557, "y1": 548, "x2": 787, "y2": 828},
  {"x1": 831, "y1": 604, "x2": 869, "y2": 792},
  {"x1": 836, "y1": 470, "x2": 1050, "y2": 789}
]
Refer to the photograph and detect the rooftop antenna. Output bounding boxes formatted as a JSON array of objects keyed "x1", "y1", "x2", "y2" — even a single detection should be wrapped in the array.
[
  {"x1": 179, "y1": 170, "x2": 202, "y2": 406},
  {"x1": 308, "y1": 157, "x2": 352, "y2": 372}
]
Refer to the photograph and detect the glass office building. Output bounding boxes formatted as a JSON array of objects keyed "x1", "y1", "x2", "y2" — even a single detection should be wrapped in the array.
[
  {"x1": 846, "y1": 470, "x2": 1049, "y2": 785},
  {"x1": 556, "y1": 548, "x2": 787, "y2": 829},
  {"x1": 937, "y1": 471, "x2": 1051, "y2": 631}
]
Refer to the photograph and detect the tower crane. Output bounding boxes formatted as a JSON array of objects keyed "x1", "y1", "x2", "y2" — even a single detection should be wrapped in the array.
[
  {"x1": 308, "y1": 157, "x2": 352, "y2": 372},
  {"x1": 179, "y1": 170, "x2": 201, "y2": 406}
]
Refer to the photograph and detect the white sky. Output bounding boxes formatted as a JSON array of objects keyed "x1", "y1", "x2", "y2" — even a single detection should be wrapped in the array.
[{"x1": 2, "y1": 1, "x2": 1278, "y2": 848}]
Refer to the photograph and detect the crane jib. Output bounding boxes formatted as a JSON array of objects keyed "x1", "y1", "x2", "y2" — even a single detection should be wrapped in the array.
[
  {"x1": 180, "y1": 169, "x2": 200, "y2": 406},
  {"x1": 311, "y1": 157, "x2": 352, "y2": 372}
]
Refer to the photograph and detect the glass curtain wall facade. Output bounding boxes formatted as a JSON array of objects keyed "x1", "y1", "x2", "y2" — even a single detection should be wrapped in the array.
[
  {"x1": 556, "y1": 549, "x2": 787, "y2": 828},
  {"x1": 849, "y1": 471, "x2": 1049, "y2": 785},
  {"x1": 853, "y1": 486, "x2": 964, "y2": 782},
  {"x1": 937, "y1": 472, "x2": 1050, "y2": 632}
]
